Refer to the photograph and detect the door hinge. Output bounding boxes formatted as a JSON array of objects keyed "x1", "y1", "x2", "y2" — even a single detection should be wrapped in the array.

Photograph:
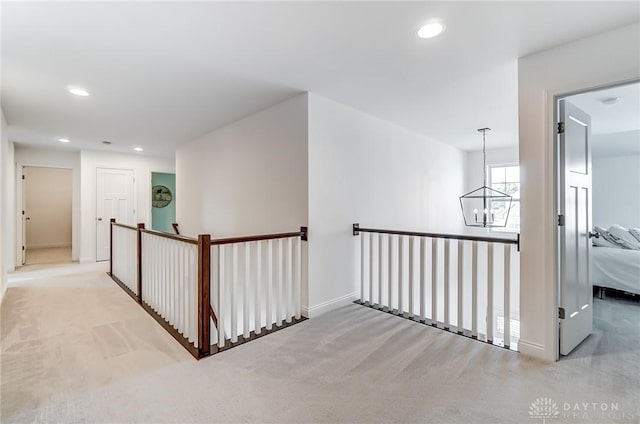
[
  {"x1": 22, "y1": 246, "x2": 25, "y2": 251},
  {"x1": 558, "y1": 307, "x2": 565, "y2": 319},
  {"x1": 22, "y1": 210, "x2": 25, "y2": 215},
  {"x1": 558, "y1": 214, "x2": 565, "y2": 226},
  {"x1": 557, "y1": 122, "x2": 565, "y2": 134}
]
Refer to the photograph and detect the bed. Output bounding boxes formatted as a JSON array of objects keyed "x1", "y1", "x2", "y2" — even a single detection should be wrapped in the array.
[{"x1": 590, "y1": 246, "x2": 640, "y2": 295}]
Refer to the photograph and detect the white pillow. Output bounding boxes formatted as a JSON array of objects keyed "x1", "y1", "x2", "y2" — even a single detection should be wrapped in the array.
[
  {"x1": 592, "y1": 234, "x2": 618, "y2": 248},
  {"x1": 630, "y1": 228, "x2": 640, "y2": 243},
  {"x1": 609, "y1": 225, "x2": 640, "y2": 250},
  {"x1": 594, "y1": 226, "x2": 621, "y2": 248}
]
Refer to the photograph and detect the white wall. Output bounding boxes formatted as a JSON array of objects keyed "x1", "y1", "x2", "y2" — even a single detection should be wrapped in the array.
[
  {"x1": 14, "y1": 145, "x2": 80, "y2": 262},
  {"x1": 176, "y1": 93, "x2": 309, "y2": 238},
  {"x1": 307, "y1": 93, "x2": 466, "y2": 316},
  {"x1": 80, "y1": 150, "x2": 174, "y2": 262},
  {"x1": 592, "y1": 154, "x2": 640, "y2": 229},
  {"x1": 464, "y1": 146, "x2": 520, "y2": 237},
  {"x1": 24, "y1": 167, "x2": 73, "y2": 249},
  {"x1": 0, "y1": 109, "x2": 11, "y2": 302},
  {"x1": 518, "y1": 22, "x2": 640, "y2": 361}
]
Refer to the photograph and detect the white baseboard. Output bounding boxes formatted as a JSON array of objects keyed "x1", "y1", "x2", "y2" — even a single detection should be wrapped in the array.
[
  {"x1": 302, "y1": 291, "x2": 359, "y2": 319},
  {"x1": 27, "y1": 242, "x2": 72, "y2": 249},
  {"x1": 518, "y1": 339, "x2": 551, "y2": 361},
  {"x1": 79, "y1": 257, "x2": 94, "y2": 264}
]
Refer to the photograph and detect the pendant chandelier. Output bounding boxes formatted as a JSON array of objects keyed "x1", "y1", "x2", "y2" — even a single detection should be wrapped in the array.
[{"x1": 459, "y1": 128, "x2": 512, "y2": 228}]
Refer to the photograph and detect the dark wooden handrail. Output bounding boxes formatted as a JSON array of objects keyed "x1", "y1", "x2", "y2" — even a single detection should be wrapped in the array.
[
  {"x1": 112, "y1": 222, "x2": 138, "y2": 231},
  {"x1": 210, "y1": 227, "x2": 308, "y2": 245},
  {"x1": 139, "y1": 227, "x2": 199, "y2": 245},
  {"x1": 109, "y1": 220, "x2": 309, "y2": 359},
  {"x1": 353, "y1": 223, "x2": 519, "y2": 247}
]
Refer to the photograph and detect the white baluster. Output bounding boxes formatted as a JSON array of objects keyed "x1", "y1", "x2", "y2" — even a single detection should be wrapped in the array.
[
  {"x1": 287, "y1": 237, "x2": 293, "y2": 323},
  {"x1": 277, "y1": 239, "x2": 283, "y2": 327},
  {"x1": 360, "y1": 233, "x2": 365, "y2": 303},
  {"x1": 218, "y1": 245, "x2": 225, "y2": 348},
  {"x1": 409, "y1": 236, "x2": 414, "y2": 319},
  {"x1": 398, "y1": 235, "x2": 404, "y2": 316},
  {"x1": 295, "y1": 237, "x2": 301, "y2": 320},
  {"x1": 369, "y1": 233, "x2": 374, "y2": 306},
  {"x1": 256, "y1": 241, "x2": 263, "y2": 333},
  {"x1": 378, "y1": 234, "x2": 383, "y2": 308},
  {"x1": 190, "y1": 244, "x2": 197, "y2": 345},
  {"x1": 472, "y1": 240, "x2": 478, "y2": 339},
  {"x1": 266, "y1": 240, "x2": 273, "y2": 330},
  {"x1": 420, "y1": 237, "x2": 426, "y2": 322},
  {"x1": 457, "y1": 240, "x2": 464, "y2": 334},
  {"x1": 387, "y1": 235, "x2": 393, "y2": 311},
  {"x1": 244, "y1": 242, "x2": 251, "y2": 338},
  {"x1": 487, "y1": 243, "x2": 494, "y2": 344},
  {"x1": 431, "y1": 238, "x2": 437, "y2": 326},
  {"x1": 444, "y1": 239, "x2": 450, "y2": 330},
  {"x1": 504, "y1": 244, "x2": 511, "y2": 348},
  {"x1": 231, "y1": 243, "x2": 238, "y2": 342}
]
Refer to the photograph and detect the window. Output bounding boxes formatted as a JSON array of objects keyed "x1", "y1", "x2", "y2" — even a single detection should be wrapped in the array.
[{"x1": 489, "y1": 165, "x2": 520, "y2": 233}]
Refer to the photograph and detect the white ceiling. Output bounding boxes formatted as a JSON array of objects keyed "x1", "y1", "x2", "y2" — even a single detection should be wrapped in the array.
[
  {"x1": 2, "y1": 2, "x2": 639, "y2": 157},
  {"x1": 569, "y1": 82, "x2": 640, "y2": 156},
  {"x1": 569, "y1": 82, "x2": 640, "y2": 135}
]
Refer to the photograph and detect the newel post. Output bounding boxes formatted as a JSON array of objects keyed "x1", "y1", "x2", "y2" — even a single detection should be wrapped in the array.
[
  {"x1": 197, "y1": 234, "x2": 211, "y2": 357},
  {"x1": 137, "y1": 223, "x2": 145, "y2": 304},
  {"x1": 109, "y1": 218, "x2": 116, "y2": 275}
]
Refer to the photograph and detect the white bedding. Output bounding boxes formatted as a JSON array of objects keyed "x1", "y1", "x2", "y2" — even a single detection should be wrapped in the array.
[{"x1": 590, "y1": 246, "x2": 640, "y2": 295}]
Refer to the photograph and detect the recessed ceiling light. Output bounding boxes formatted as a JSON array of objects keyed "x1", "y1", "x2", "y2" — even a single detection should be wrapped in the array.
[
  {"x1": 57, "y1": 138, "x2": 71, "y2": 143},
  {"x1": 133, "y1": 147, "x2": 144, "y2": 152},
  {"x1": 601, "y1": 97, "x2": 619, "y2": 105},
  {"x1": 418, "y1": 22, "x2": 445, "y2": 39},
  {"x1": 67, "y1": 86, "x2": 90, "y2": 96}
]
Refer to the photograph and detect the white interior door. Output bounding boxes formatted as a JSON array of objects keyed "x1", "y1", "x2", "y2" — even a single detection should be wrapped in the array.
[
  {"x1": 96, "y1": 168, "x2": 135, "y2": 261},
  {"x1": 558, "y1": 99, "x2": 593, "y2": 356}
]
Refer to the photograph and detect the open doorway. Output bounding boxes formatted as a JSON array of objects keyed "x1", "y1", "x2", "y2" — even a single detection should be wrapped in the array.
[
  {"x1": 22, "y1": 166, "x2": 73, "y2": 266},
  {"x1": 556, "y1": 81, "x2": 640, "y2": 359},
  {"x1": 150, "y1": 172, "x2": 176, "y2": 234}
]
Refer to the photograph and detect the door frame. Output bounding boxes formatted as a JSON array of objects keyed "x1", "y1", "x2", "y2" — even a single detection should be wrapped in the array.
[
  {"x1": 551, "y1": 78, "x2": 640, "y2": 360},
  {"x1": 16, "y1": 163, "x2": 77, "y2": 266}
]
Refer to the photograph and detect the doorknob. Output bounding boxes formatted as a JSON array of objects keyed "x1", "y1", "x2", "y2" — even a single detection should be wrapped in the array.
[
  {"x1": 25, "y1": 217, "x2": 31, "y2": 221},
  {"x1": 97, "y1": 217, "x2": 103, "y2": 222},
  {"x1": 588, "y1": 231, "x2": 600, "y2": 239}
]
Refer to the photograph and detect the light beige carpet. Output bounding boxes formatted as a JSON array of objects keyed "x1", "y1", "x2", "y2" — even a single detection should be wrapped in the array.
[
  {"x1": 24, "y1": 247, "x2": 72, "y2": 267},
  {"x1": 1, "y1": 264, "x2": 639, "y2": 423}
]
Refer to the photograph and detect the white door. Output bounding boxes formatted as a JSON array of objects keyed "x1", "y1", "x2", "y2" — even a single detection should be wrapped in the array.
[
  {"x1": 558, "y1": 100, "x2": 593, "y2": 356},
  {"x1": 96, "y1": 168, "x2": 135, "y2": 261}
]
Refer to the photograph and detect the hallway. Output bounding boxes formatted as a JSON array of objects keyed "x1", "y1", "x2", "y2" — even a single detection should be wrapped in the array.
[{"x1": 1, "y1": 265, "x2": 638, "y2": 423}]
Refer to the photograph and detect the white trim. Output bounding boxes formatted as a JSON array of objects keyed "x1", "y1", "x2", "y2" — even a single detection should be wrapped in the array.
[
  {"x1": 15, "y1": 164, "x2": 23, "y2": 267},
  {"x1": 301, "y1": 291, "x2": 358, "y2": 318},
  {"x1": 518, "y1": 339, "x2": 548, "y2": 360},
  {"x1": 79, "y1": 256, "x2": 94, "y2": 264}
]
